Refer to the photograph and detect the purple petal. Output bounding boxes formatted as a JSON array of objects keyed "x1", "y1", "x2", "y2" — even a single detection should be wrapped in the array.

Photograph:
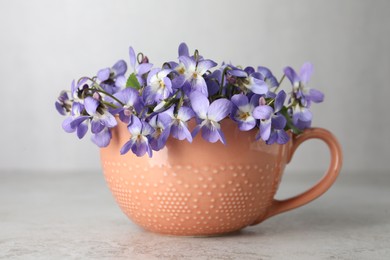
[
  {"x1": 55, "y1": 101, "x2": 66, "y2": 116},
  {"x1": 257, "y1": 66, "x2": 272, "y2": 79},
  {"x1": 120, "y1": 138, "x2": 135, "y2": 155},
  {"x1": 146, "y1": 143, "x2": 153, "y2": 158},
  {"x1": 112, "y1": 60, "x2": 127, "y2": 76},
  {"x1": 91, "y1": 119, "x2": 105, "y2": 134},
  {"x1": 217, "y1": 128, "x2": 227, "y2": 145},
  {"x1": 76, "y1": 121, "x2": 88, "y2": 139},
  {"x1": 141, "y1": 121, "x2": 154, "y2": 136},
  {"x1": 84, "y1": 97, "x2": 99, "y2": 116},
  {"x1": 128, "y1": 116, "x2": 142, "y2": 135},
  {"x1": 196, "y1": 59, "x2": 217, "y2": 74},
  {"x1": 157, "y1": 113, "x2": 172, "y2": 128},
  {"x1": 266, "y1": 132, "x2": 277, "y2": 145},
  {"x1": 102, "y1": 112, "x2": 117, "y2": 128},
  {"x1": 253, "y1": 105, "x2": 273, "y2": 120},
  {"x1": 237, "y1": 119, "x2": 256, "y2": 131},
  {"x1": 189, "y1": 91, "x2": 209, "y2": 119},
  {"x1": 177, "y1": 106, "x2": 195, "y2": 121},
  {"x1": 137, "y1": 63, "x2": 153, "y2": 75},
  {"x1": 62, "y1": 117, "x2": 76, "y2": 133},
  {"x1": 143, "y1": 85, "x2": 157, "y2": 105},
  {"x1": 151, "y1": 127, "x2": 170, "y2": 151},
  {"x1": 162, "y1": 105, "x2": 174, "y2": 118},
  {"x1": 178, "y1": 42, "x2": 189, "y2": 57},
  {"x1": 192, "y1": 77, "x2": 208, "y2": 96},
  {"x1": 129, "y1": 46, "x2": 136, "y2": 69},
  {"x1": 158, "y1": 69, "x2": 172, "y2": 78},
  {"x1": 172, "y1": 75, "x2": 186, "y2": 89},
  {"x1": 179, "y1": 56, "x2": 196, "y2": 70},
  {"x1": 295, "y1": 119, "x2": 312, "y2": 130},
  {"x1": 228, "y1": 69, "x2": 247, "y2": 78},
  {"x1": 158, "y1": 128, "x2": 170, "y2": 147},
  {"x1": 249, "y1": 94, "x2": 261, "y2": 107},
  {"x1": 201, "y1": 125, "x2": 220, "y2": 143},
  {"x1": 171, "y1": 122, "x2": 192, "y2": 142},
  {"x1": 147, "y1": 70, "x2": 160, "y2": 86},
  {"x1": 271, "y1": 114, "x2": 287, "y2": 129},
  {"x1": 119, "y1": 111, "x2": 131, "y2": 124},
  {"x1": 70, "y1": 80, "x2": 76, "y2": 95},
  {"x1": 231, "y1": 94, "x2": 249, "y2": 108},
  {"x1": 300, "y1": 62, "x2": 313, "y2": 84},
  {"x1": 115, "y1": 75, "x2": 126, "y2": 88},
  {"x1": 207, "y1": 98, "x2": 232, "y2": 122},
  {"x1": 274, "y1": 90, "x2": 287, "y2": 112},
  {"x1": 260, "y1": 121, "x2": 272, "y2": 141},
  {"x1": 191, "y1": 124, "x2": 202, "y2": 139},
  {"x1": 309, "y1": 89, "x2": 324, "y2": 103},
  {"x1": 132, "y1": 138, "x2": 148, "y2": 157},
  {"x1": 162, "y1": 77, "x2": 173, "y2": 98},
  {"x1": 299, "y1": 108, "x2": 312, "y2": 122},
  {"x1": 276, "y1": 130, "x2": 290, "y2": 144},
  {"x1": 91, "y1": 128, "x2": 112, "y2": 147},
  {"x1": 249, "y1": 78, "x2": 268, "y2": 95},
  {"x1": 116, "y1": 88, "x2": 139, "y2": 106},
  {"x1": 206, "y1": 77, "x2": 219, "y2": 96},
  {"x1": 70, "y1": 116, "x2": 89, "y2": 129},
  {"x1": 97, "y1": 68, "x2": 110, "y2": 82},
  {"x1": 283, "y1": 67, "x2": 300, "y2": 84},
  {"x1": 167, "y1": 61, "x2": 178, "y2": 69},
  {"x1": 244, "y1": 66, "x2": 255, "y2": 75}
]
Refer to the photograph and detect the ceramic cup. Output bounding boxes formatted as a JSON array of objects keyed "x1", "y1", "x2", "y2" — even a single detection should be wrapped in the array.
[{"x1": 100, "y1": 119, "x2": 342, "y2": 236}]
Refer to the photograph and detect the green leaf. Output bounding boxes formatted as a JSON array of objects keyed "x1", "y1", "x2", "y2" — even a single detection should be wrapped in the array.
[
  {"x1": 280, "y1": 107, "x2": 302, "y2": 135},
  {"x1": 126, "y1": 73, "x2": 141, "y2": 90}
]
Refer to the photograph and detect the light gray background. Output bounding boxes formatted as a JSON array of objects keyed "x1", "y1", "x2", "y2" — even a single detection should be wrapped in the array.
[{"x1": 0, "y1": 0, "x2": 389, "y2": 174}]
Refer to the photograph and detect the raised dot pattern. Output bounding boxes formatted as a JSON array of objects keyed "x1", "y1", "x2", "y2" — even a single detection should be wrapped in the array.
[{"x1": 103, "y1": 161, "x2": 283, "y2": 236}]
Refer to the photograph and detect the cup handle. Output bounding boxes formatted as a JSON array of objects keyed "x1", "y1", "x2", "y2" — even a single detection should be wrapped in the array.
[{"x1": 254, "y1": 127, "x2": 343, "y2": 224}]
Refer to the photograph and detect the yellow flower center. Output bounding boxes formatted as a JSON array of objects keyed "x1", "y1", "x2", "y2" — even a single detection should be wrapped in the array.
[
  {"x1": 159, "y1": 79, "x2": 166, "y2": 89},
  {"x1": 239, "y1": 111, "x2": 250, "y2": 121},
  {"x1": 178, "y1": 67, "x2": 185, "y2": 74}
]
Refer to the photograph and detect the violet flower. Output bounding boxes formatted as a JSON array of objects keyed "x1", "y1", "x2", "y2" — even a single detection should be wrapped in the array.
[
  {"x1": 70, "y1": 96, "x2": 117, "y2": 135},
  {"x1": 165, "y1": 106, "x2": 195, "y2": 142},
  {"x1": 253, "y1": 91, "x2": 289, "y2": 144},
  {"x1": 55, "y1": 91, "x2": 71, "y2": 116},
  {"x1": 143, "y1": 69, "x2": 173, "y2": 105},
  {"x1": 284, "y1": 62, "x2": 324, "y2": 129},
  {"x1": 228, "y1": 67, "x2": 268, "y2": 95},
  {"x1": 179, "y1": 56, "x2": 217, "y2": 96},
  {"x1": 257, "y1": 66, "x2": 279, "y2": 98},
  {"x1": 129, "y1": 47, "x2": 153, "y2": 86},
  {"x1": 62, "y1": 102, "x2": 89, "y2": 139},
  {"x1": 91, "y1": 127, "x2": 112, "y2": 147},
  {"x1": 120, "y1": 116, "x2": 154, "y2": 157},
  {"x1": 97, "y1": 60, "x2": 127, "y2": 94},
  {"x1": 112, "y1": 88, "x2": 142, "y2": 124},
  {"x1": 230, "y1": 94, "x2": 258, "y2": 131},
  {"x1": 190, "y1": 91, "x2": 232, "y2": 144},
  {"x1": 149, "y1": 113, "x2": 172, "y2": 151}
]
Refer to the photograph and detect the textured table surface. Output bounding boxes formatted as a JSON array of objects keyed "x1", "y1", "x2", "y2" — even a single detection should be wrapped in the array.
[{"x1": 1, "y1": 170, "x2": 389, "y2": 260}]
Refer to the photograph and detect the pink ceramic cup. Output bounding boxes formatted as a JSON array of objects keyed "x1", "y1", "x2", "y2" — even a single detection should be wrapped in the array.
[{"x1": 100, "y1": 119, "x2": 342, "y2": 236}]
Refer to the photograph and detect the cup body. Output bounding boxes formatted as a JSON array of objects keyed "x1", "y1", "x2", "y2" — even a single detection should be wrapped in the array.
[{"x1": 101, "y1": 119, "x2": 292, "y2": 236}]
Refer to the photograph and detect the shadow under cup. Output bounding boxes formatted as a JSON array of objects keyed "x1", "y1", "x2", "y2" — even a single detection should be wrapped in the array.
[{"x1": 100, "y1": 119, "x2": 342, "y2": 236}]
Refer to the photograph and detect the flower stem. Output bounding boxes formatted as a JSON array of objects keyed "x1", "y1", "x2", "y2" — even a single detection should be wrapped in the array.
[
  {"x1": 273, "y1": 74, "x2": 286, "y2": 93},
  {"x1": 219, "y1": 66, "x2": 231, "y2": 96},
  {"x1": 89, "y1": 88, "x2": 125, "y2": 106},
  {"x1": 102, "y1": 101, "x2": 119, "y2": 109},
  {"x1": 137, "y1": 52, "x2": 144, "y2": 64}
]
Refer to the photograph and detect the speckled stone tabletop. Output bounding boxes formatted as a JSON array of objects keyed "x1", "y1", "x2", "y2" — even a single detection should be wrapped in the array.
[{"x1": 1, "y1": 171, "x2": 389, "y2": 260}]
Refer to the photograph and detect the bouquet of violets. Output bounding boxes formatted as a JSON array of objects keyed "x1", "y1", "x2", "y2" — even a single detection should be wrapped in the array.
[{"x1": 55, "y1": 43, "x2": 324, "y2": 157}]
